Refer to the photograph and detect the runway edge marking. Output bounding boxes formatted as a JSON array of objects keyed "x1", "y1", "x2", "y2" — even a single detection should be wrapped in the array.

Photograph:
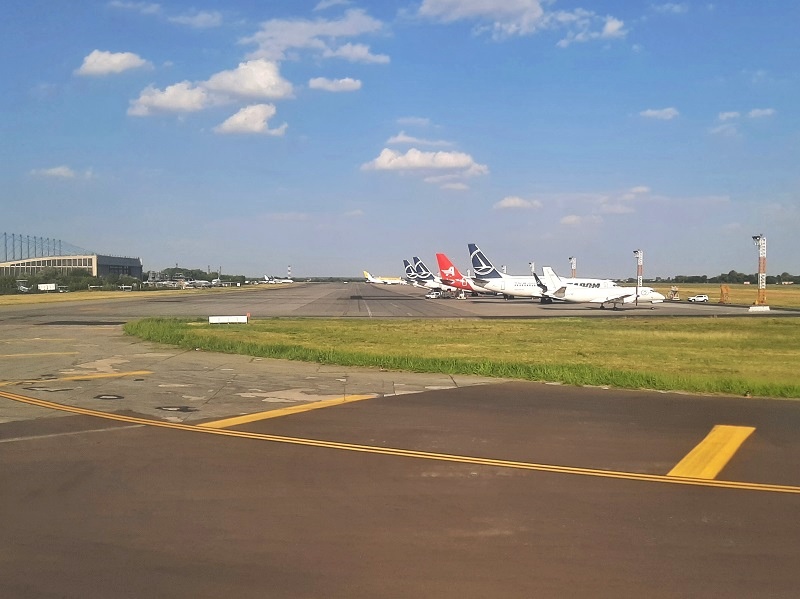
[{"x1": 2, "y1": 390, "x2": 798, "y2": 495}]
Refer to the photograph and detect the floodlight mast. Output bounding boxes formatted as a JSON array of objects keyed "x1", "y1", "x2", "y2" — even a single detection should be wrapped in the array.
[
  {"x1": 633, "y1": 250, "x2": 643, "y2": 306},
  {"x1": 569, "y1": 256, "x2": 576, "y2": 278},
  {"x1": 752, "y1": 235, "x2": 767, "y2": 305}
]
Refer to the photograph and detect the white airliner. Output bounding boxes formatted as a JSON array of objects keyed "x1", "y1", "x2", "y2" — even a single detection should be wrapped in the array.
[
  {"x1": 540, "y1": 267, "x2": 666, "y2": 309},
  {"x1": 468, "y1": 243, "x2": 548, "y2": 300},
  {"x1": 363, "y1": 270, "x2": 404, "y2": 285},
  {"x1": 412, "y1": 257, "x2": 458, "y2": 292}
]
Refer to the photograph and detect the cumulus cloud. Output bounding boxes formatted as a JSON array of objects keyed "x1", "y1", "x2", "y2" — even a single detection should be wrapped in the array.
[
  {"x1": 362, "y1": 148, "x2": 488, "y2": 189},
  {"x1": 241, "y1": 8, "x2": 384, "y2": 62},
  {"x1": 75, "y1": 50, "x2": 151, "y2": 76},
  {"x1": 363, "y1": 148, "x2": 487, "y2": 173},
  {"x1": 718, "y1": 111, "x2": 740, "y2": 121},
  {"x1": 129, "y1": 60, "x2": 293, "y2": 116},
  {"x1": 640, "y1": 107, "x2": 679, "y2": 120},
  {"x1": 417, "y1": 0, "x2": 626, "y2": 45},
  {"x1": 128, "y1": 81, "x2": 209, "y2": 115},
  {"x1": 493, "y1": 196, "x2": 543, "y2": 210},
  {"x1": 308, "y1": 77, "x2": 361, "y2": 92},
  {"x1": 204, "y1": 60, "x2": 294, "y2": 100},
  {"x1": 214, "y1": 104, "x2": 288, "y2": 135}
]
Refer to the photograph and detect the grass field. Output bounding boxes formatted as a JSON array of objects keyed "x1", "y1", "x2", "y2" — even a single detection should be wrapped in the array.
[{"x1": 124, "y1": 316, "x2": 800, "y2": 399}]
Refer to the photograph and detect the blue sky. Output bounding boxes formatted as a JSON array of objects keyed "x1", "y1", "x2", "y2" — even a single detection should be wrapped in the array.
[{"x1": 2, "y1": 1, "x2": 798, "y2": 278}]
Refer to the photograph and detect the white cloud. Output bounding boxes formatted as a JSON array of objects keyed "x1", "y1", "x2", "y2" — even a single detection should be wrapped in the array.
[
  {"x1": 75, "y1": 50, "x2": 151, "y2": 76},
  {"x1": 493, "y1": 196, "x2": 543, "y2": 210},
  {"x1": 718, "y1": 111, "x2": 740, "y2": 121},
  {"x1": 418, "y1": 1, "x2": 626, "y2": 45},
  {"x1": 241, "y1": 8, "x2": 384, "y2": 62},
  {"x1": 204, "y1": 60, "x2": 294, "y2": 100},
  {"x1": 363, "y1": 148, "x2": 488, "y2": 174},
  {"x1": 640, "y1": 107, "x2": 679, "y2": 120},
  {"x1": 629, "y1": 186, "x2": 650, "y2": 194},
  {"x1": 322, "y1": 43, "x2": 389, "y2": 64},
  {"x1": 168, "y1": 10, "x2": 223, "y2": 29},
  {"x1": 386, "y1": 131, "x2": 452, "y2": 146},
  {"x1": 362, "y1": 148, "x2": 488, "y2": 189},
  {"x1": 748, "y1": 108, "x2": 775, "y2": 118},
  {"x1": 214, "y1": 104, "x2": 287, "y2": 136},
  {"x1": 128, "y1": 81, "x2": 209, "y2": 116},
  {"x1": 442, "y1": 182, "x2": 469, "y2": 191},
  {"x1": 129, "y1": 60, "x2": 293, "y2": 118},
  {"x1": 308, "y1": 77, "x2": 362, "y2": 92}
]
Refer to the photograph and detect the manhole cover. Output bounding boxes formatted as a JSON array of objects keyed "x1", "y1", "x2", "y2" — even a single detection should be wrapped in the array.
[
  {"x1": 95, "y1": 394, "x2": 123, "y2": 400},
  {"x1": 156, "y1": 406, "x2": 198, "y2": 412}
]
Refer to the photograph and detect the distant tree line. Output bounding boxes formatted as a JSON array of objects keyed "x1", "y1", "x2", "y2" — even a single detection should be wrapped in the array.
[{"x1": 653, "y1": 270, "x2": 799, "y2": 285}]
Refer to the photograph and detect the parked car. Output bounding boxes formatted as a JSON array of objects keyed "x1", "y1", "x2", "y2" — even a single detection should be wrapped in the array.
[
  {"x1": 687, "y1": 294, "x2": 709, "y2": 303},
  {"x1": 424, "y1": 290, "x2": 442, "y2": 299}
]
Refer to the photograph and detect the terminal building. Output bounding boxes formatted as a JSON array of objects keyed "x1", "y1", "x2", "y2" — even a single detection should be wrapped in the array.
[{"x1": 1, "y1": 234, "x2": 143, "y2": 278}]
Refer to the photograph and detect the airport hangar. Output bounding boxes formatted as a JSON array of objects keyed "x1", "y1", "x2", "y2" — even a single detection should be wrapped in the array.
[{"x1": 0, "y1": 254, "x2": 143, "y2": 278}]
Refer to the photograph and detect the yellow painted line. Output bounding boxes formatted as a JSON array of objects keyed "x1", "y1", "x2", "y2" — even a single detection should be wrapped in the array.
[
  {"x1": 198, "y1": 394, "x2": 377, "y2": 429},
  {"x1": 2, "y1": 390, "x2": 798, "y2": 495},
  {"x1": 0, "y1": 370, "x2": 152, "y2": 388},
  {"x1": 0, "y1": 352, "x2": 80, "y2": 358},
  {"x1": 668, "y1": 425, "x2": 756, "y2": 479}
]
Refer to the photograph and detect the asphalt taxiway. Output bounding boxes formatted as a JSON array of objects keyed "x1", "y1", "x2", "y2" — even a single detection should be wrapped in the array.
[{"x1": 2, "y1": 283, "x2": 799, "y2": 598}]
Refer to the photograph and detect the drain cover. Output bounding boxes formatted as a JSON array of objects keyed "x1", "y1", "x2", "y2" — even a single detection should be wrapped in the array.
[
  {"x1": 157, "y1": 406, "x2": 198, "y2": 412},
  {"x1": 95, "y1": 394, "x2": 123, "y2": 400}
]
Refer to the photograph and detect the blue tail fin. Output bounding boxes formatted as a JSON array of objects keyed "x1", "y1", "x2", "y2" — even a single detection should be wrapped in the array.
[
  {"x1": 413, "y1": 257, "x2": 435, "y2": 281},
  {"x1": 403, "y1": 259, "x2": 417, "y2": 281},
  {"x1": 468, "y1": 244, "x2": 504, "y2": 279}
]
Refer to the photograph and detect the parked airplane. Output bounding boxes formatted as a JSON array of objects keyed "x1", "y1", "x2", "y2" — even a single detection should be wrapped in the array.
[
  {"x1": 435, "y1": 253, "x2": 491, "y2": 295},
  {"x1": 540, "y1": 267, "x2": 666, "y2": 309},
  {"x1": 185, "y1": 279, "x2": 211, "y2": 288},
  {"x1": 363, "y1": 270, "x2": 404, "y2": 285},
  {"x1": 468, "y1": 243, "x2": 548, "y2": 300},
  {"x1": 412, "y1": 257, "x2": 458, "y2": 292}
]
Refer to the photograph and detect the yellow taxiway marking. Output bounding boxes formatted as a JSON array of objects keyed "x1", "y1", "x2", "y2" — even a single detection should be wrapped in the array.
[
  {"x1": 2, "y1": 390, "x2": 798, "y2": 495},
  {"x1": 0, "y1": 370, "x2": 152, "y2": 387},
  {"x1": 668, "y1": 425, "x2": 756, "y2": 479},
  {"x1": 198, "y1": 394, "x2": 377, "y2": 429},
  {"x1": 0, "y1": 352, "x2": 79, "y2": 358}
]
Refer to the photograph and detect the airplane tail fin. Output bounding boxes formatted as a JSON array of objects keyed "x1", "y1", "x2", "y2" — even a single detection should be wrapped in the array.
[
  {"x1": 403, "y1": 260, "x2": 418, "y2": 283},
  {"x1": 541, "y1": 267, "x2": 567, "y2": 298},
  {"x1": 468, "y1": 244, "x2": 504, "y2": 279},
  {"x1": 436, "y1": 253, "x2": 461, "y2": 283},
  {"x1": 412, "y1": 257, "x2": 435, "y2": 281}
]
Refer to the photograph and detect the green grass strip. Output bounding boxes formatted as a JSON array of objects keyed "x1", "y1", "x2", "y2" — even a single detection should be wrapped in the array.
[{"x1": 124, "y1": 317, "x2": 800, "y2": 399}]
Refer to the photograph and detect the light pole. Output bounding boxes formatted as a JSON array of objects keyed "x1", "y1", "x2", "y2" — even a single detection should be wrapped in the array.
[
  {"x1": 752, "y1": 235, "x2": 767, "y2": 305},
  {"x1": 569, "y1": 256, "x2": 576, "y2": 278},
  {"x1": 633, "y1": 249, "x2": 643, "y2": 306}
]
